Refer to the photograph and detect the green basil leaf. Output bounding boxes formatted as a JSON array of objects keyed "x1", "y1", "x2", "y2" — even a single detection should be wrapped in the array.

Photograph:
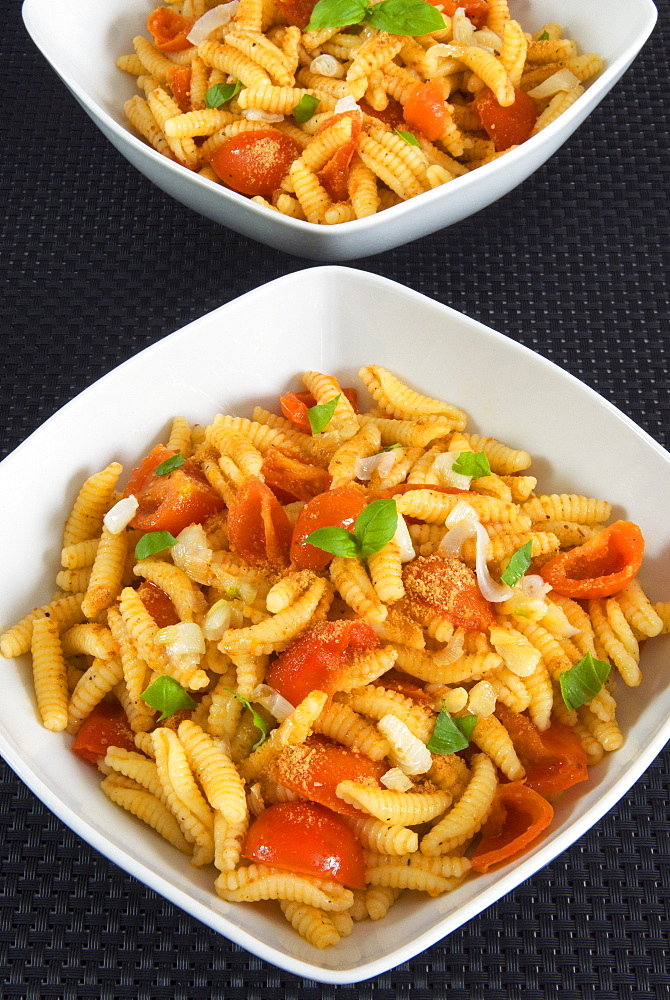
[
  {"x1": 141, "y1": 675, "x2": 197, "y2": 722},
  {"x1": 304, "y1": 525, "x2": 361, "y2": 559},
  {"x1": 500, "y1": 539, "x2": 533, "y2": 586},
  {"x1": 307, "y1": 0, "x2": 370, "y2": 30},
  {"x1": 294, "y1": 93, "x2": 321, "y2": 123},
  {"x1": 366, "y1": 0, "x2": 445, "y2": 35},
  {"x1": 354, "y1": 497, "x2": 398, "y2": 559},
  {"x1": 537, "y1": 29, "x2": 550, "y2": 40},
  {"x1": 226, "y1": 689, "x2": 269, "y2": 750},
  {"x1": 135, "y1": 530, "x2": 177, "y2": 560},
  {"x1": 383, "y1": 442, "x2": 403, "y2": 451},
  {"x1": 560, "y1": 652, "x2": 611, "y2": 712},
  {"x1": 427, "y1": 704, "x2": 478, "y2": 754},
  {"x1": 394, "y1": 129, "x2": 420, "y2": 146},
  {"x1": 154, "y1": 452, "x2": 185, "y2": 476},
  {"x1": 308, "y1": 393, "x2": 341, "y2": 434},
  {"x1": 205, "y1": 80, "x2": 242, "y2": 108},
  {"x1": 451, "y1": 451, "x2": 491, "y2": 480}
]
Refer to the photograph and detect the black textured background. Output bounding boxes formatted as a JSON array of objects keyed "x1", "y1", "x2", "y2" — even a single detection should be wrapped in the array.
[{"x1": 1, "y1": 0, "x2": 669, "y2": 996}]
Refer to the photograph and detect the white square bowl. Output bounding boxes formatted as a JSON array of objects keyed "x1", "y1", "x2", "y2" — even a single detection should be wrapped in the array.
[
  {"x1": 22, "y1": 0, "x2": 657, "y2": 260},
  {"x1": 1, "y1": 266, "x2": 669, "y2": 984}
]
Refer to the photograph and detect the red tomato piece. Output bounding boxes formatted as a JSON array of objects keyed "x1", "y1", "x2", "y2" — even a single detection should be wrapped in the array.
[
  {"x1": 430, "y1": 0, "x2": 489, "y2": 29},
  {"x1": 124, "y1": 445, "x2": 224, "y2": 535},
  {"x1": 137, "y1": 580, "x2": 180, "y2": 628},
  {"x1": 243, "y1": 801, "x2": 366, "y2": 888},
  {"x1": 403, "y1": 554, "x2": 495, "y2": 631},
  {"x1": 261, "y1": 446, "x2": 332, "y2": 502},
  {"x1": 168, "y1": 65, "x2": 191, "y2": 114},
  {"x1": 279, "y1": 388, "x2": 360, "y2": 434},
  {"x1": 495, "y1": 704, "x2": 588, "y2": 797},
  {"x1": 315, "y1": 112, "x2": 363, "y2": 203},
  {"x1": 358, "y1": 97, "x2": 405, "y2": 130},
  {"x1": 275, "y1": 736, "x2": 387, "y2": 816},
  {"x1": 267, "y1": 619, "x2": 379, "y2": 705},
  {"x1": 540, "y1": 521, "x2": 644, "y2": 599},
  {"x1": 227, "y1": 476, "x2": 292, "y2": 568},
  {"x1": 470, "y1": 781, "x2": 554, "y2": 873},
  {"x1": 290, "y1": 488, "x2": 367, "y2": 570},
  {"x1": 71, "y1": 700, "x2": 136, "y2": 764},
  {"x1": 273, "y1": 0, "x2": 317, "y2": 27},
  {"x1": 207, "y1": 130, "x2": 301, "y2": 200},
  {"x1": 403, "y1": 80, "x2": 448, "y2": 142},
  {"x1": 146, "y1": 7, "x2": 194, "y2": 51},
  {"x1": 474, "y1": 86, "x2": 538, "y2": 151}
]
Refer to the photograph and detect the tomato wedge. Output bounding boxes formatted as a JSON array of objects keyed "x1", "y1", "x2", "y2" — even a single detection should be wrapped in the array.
[
  {"x1": 279, "y1": 388, "x2": 359, "y2": 434},
  {"x1": 495, "y1": 704, "x2": 588, "y2": 797},
  {"x1": 227, "y1": 476, "x2": 292, "y2": 568},
  {"x1": 316, "y1": 112, "x2": 363, "y2": 203},
  {"x1": 242, "y1": 801, "x2": 366, "y2": 888},
  {"x1": 403, "y1": 554, "x2": 495, "y2": 631},
  {"x1": 470, "y1": 781, "x2": 554, "y2": 873},
  {"x1": 540, "y1": 521, "x2": 644, "y2": 599},
  {"x1": 275, "y1": 735, "x2": 387, "y2": 816},
  {"x1": 358, "y1": 97, "x2": 405, "y2": 130},
  {"x1": 474, "y1": 87, "x2": 538, "y2": 151},
  {"x1": 403, "y1": 80, "x2": 448, "y2": 142},
  {"x1": 137, "y1": 580, "x2": 180, "y2": 628},
  {"x1": 267, "y1": 619, "x2": 379, "y2": 705},
  {"x1": 71, "y1": 700, "x2": 136, "y2": 763},
  {"x1": 260, "y1": 446, "x2": 332, "y2": 502},
  {"x1": 290, "y1": 487, "x2": 367, "y2": 570},
  {"x1": 124, "y1": 445, "x2": 224, "y2": 535},
  {"x1": 146, "y1": 7, "x2": 194, "y2": 51},
  {"x1": 168, "y1": 65, "x2": 191, "y2": 114}
]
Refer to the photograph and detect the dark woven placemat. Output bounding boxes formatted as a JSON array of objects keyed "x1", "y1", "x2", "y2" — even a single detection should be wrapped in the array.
[{"x1": 1, "y1": 0, "x2": 669, "y2": 995}]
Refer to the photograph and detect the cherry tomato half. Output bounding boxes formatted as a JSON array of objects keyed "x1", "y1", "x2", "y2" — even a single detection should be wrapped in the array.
[
  {"x1": 71, "y1": 700, "x2": 136, "y2": 764},
  {"x1": 242, "y1": 801, "x2": 367, "y2": 888},
  {"x1": 540, "y1": 521, "x2": 644, "y2": 599},
  {"x1": 474, "y1": 87, "x2": 538, "y2": 151},
  {"x1": 275, "y1": 735, "x2": 387, "y2": 816},
  {"x1": 403, "y1": 80, "x2": 448, "y2": 142},
  {"x1": 124, "y1": 445, "x2": 224, "y2": 536},
  {"x1": 403, "y1": 554, "x2": 495, "y2": 631},
  {"x1": 207, "y1": 130, "x2": 301, "y2": 200},
  {"x1": 137, "y1": 580, "x2": 180, "y2": 628},
  {"x1": 227, "y1": 476, "x2": 293, "y2": 568},
  {"x1": 290, "y1": 488, "x2": 367, "y2": 570},
  {"x1": 146, "y1": 7, "x2": 194, "y2": 51},
  {"x1": 261, "y1": 446, "x2": 332, "y2": 502}
]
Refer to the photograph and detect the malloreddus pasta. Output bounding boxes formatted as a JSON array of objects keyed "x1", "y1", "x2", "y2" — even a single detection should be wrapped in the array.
[
  {"x1": 3, "y1": 365, "x2": 669, "y2": 950},
  {"x1": 117, "y1": 0, "x2": 604, "y2": 224}
]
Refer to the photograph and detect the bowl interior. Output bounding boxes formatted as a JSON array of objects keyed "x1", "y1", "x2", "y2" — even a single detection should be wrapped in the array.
[{"x1": 2, "y1": 266, "x2": 670, "y2": 983}]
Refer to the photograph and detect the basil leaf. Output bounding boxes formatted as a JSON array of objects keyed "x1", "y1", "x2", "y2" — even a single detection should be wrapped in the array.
[
  {"x1": 141, "y1": 675, "x2": 197, "y2": 722},
  {"x1": 500, "y1": 540, "x2": 533, "y2": 586},
  {"x1": 135, "y1": 530, "x2": 177, "y2": 560},
  {"x1": 354, "y1": 498, "x2": 398, "y2": 558},
  {"x1": 205, "y1": 80, "x2": 242, "y2": 108},
  {"x1": 537, "y1": 29, "x2": 550, "y2": 40},
  {"x1": 394, "y1": 129, "x2": 420, "y2": 146},
  {"x1": 383, "y1": 442, "x2": 403, "y2": 451},
  {"x1": 154, "y1": 453, "x2": 185, "y2": 476},
  {"x1": 307, "y1": 0, "x2": 370, "y2": 30},
  {"x1": 560, "y1": 652, "x2": 611, "y2": 712},
  {"x1": 308, "y1": 393, "x2": 341, "y2": 434},
  {"x1": 451, "y1": 451, "x2": 491, "y2": 480},
  {"x1": 227, "y1": 689, "x2": 269, "y2": 750},
  {"x1": 305, "y1": 525, "x2": 361, "y2": 559},
  {"x1": 366, "y1": 0, "x2": 445, "y2": 35},
  {"x1": 294, "y1": 93, "x2": 320, "y2": 123},
  {"x1": 427, "y1": 704, "x2": 478, "y2": 754}
]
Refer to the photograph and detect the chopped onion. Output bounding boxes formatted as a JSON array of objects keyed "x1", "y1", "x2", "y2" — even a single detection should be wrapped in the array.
[
  {"x1": 251, "y1": 684, "x2": 295, "y2": 722},
  {"x1": 310, "y1": 54, "x2": 344, "y2": 78},
  {"x1": 334, "y1": 96, "x2": 360, "y2": 114},
  {"x1": 201, "y1": 599, "x2": 232, "y2": 640},
  {"x1": 467, "y1": 680, "x2": 496, "y2": 717},
  {"x1": 432, "y1": 629, "x2": 465, "y2": 665},
  {"x1": 172, "y1": 524, "x2": 213, "y2": 585},
  {"x1": 519, "y1": 574, "x2": 552, "y2": 599},
  {"x1": 155, "y1": 622, "x2": 205, "y2": 656},
  {"x1": 377, "y1": 714, "x2": 432, "y2": 775},
  {"x1": 103, "y1": 495, "x2": 138, "y2": 534},
  {"x1": 541, "y1": 601, "x2": 580, "y2": 638},
  {"x1": 453, "y1": 6, "x2": 474, "y2": 43},
  {"x1": 489, "y1": 625, "x2": 541, "y2": 676},
  {"x1": 473, "y1": 29, "x2": 502, "y2": 51},
  {"x1": 529, "y1": 68, "x2": 581, "y2": 98},
  {"x1": 438, "y1": 502, "x2": 513, "y2": 603},
  {"x1": 393, "y1": 513, "x2": 415, "y2": 563},
  {"x1": 431, "y1": 452, "x2": 472, "y2": 490},
  {"x1": 242, "y1": 109, "x2": 284, "y2": 122},
  {"x1": 187, "y1": 2, "x2": 239, "y2": 44},
  {"x1": 381, "y1": 767, "x2": 413, "y2": 792},
  {"x1": 354, "y1": 450, "x2": 396, "y2": 481}
]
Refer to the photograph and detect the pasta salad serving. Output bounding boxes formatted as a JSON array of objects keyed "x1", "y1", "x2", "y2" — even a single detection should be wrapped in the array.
[
  {"x1": 117, "y1": 0, "x2": 604, "y2": 224},
  {"x1": 2, "y1": 365, "x2": 668, "y2": 951}
]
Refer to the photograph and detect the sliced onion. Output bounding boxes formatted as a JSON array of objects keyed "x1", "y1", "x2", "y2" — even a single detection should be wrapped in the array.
[
  {"x1": 541, "y1": 601, "x2": 580, "y2": 638},
  {"x1": 377, "y1": 714, "x2": 432, "y2": 775},
  {"x1": 438, "y1": 502, "x2": 512, "y2": 603},
  {"x1": 489, "y1": 625, "x2": 541, "y2": 676},
  {"x1": 431, "y1": 452, "x2": 472, "y2": 490},
  {"x1": 381, "y1": 767, "x2": 413, "y2": 792},
  {"x1": 103, "y1": 495, "x2": 138, "y2": 534},
  {"x1": 187, "y1": 2, "x2": 239, "y2": 44},
  {"x1": 334, "y1": 96, "x2": 360, "y2": 114},
  {"x1": 242, "y1": 109, "x2": 284, "y2": 122},
  {"x1": 310, "y1": 54, "x2": 344, "y2": 78},
  {"x1": 354, "y1": 450, "x2": 396, "y2": 481},
  {"x1": 453, "y1": 6, "x2": 475, "y2": 43},
  {"x1": 201, "y1": 599, "x2": 233, "y2": 640},
  {"x1": 519, "y1": 574, "x2": 552, "y2": 599},
  {"x1": 529, "y1": 68, "x2": 581, "y2": 98},
  {"x1": 155, "y1": 621, "x2": 205, "y2": 656},
  {"x1": 172, "y1": 524, "x2": 213, "y2": 585},
  {"x1": 393, "y1": 513, "x2": 415, "y2": 563},
  {"x1": 251, "y1": 684, "x2": 295, "y2": 721},
  {"x1": 432, "y1": 629, "x2": 465, "y2": 665}
]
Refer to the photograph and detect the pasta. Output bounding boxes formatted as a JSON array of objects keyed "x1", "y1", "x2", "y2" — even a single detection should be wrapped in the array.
[
  {"x1": 1, "y1": 362, "x2": 667, "y2": 951},
  {"x1": 116, "y1": 0, "x2": 604, "y2": 224}
]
